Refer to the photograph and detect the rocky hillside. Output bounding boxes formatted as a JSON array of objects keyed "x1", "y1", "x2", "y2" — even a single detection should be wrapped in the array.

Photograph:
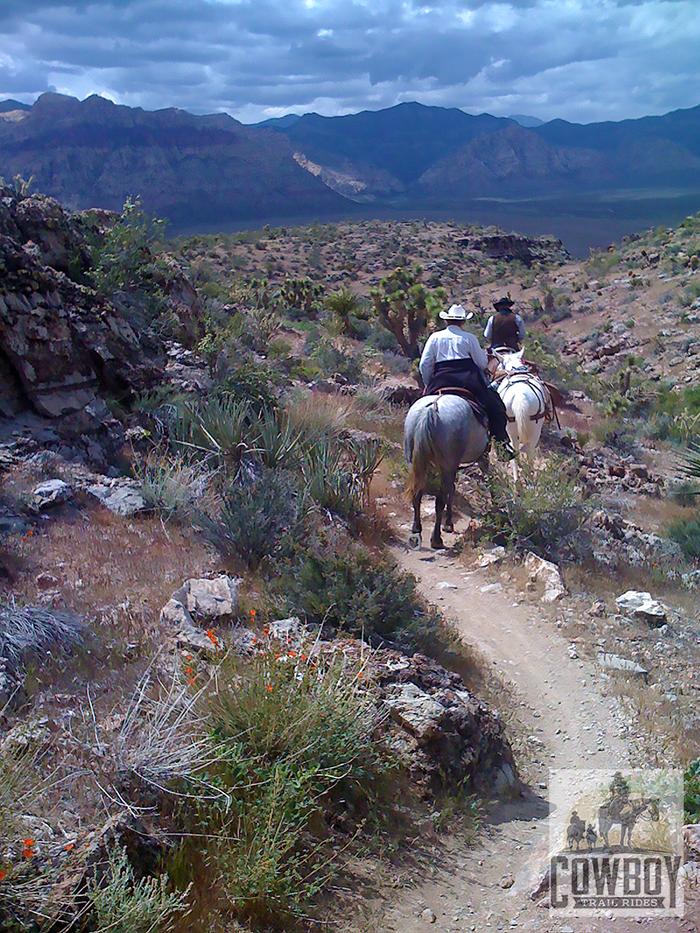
[{"x1": 2, "y1": 189, "x2": 700, "y2": 932}]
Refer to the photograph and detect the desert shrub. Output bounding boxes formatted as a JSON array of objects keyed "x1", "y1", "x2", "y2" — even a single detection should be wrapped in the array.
[
  {"x1": 685, "y1": 760, "x2": 700, "y2": 823},
  {"x1": 87, "y1": 846, "x2": 189, "y2": 933},
  {"x1": 201, "y1": 468, "x2": 307, "y2": 569},
  {"x1": 669, "y1": 516, "x2": 700, "y2": 561},
  {"x1": 278, "y1": 535, "x2": 423, "y2": 640},
  {"x1": 347, "y1": 435, "x2": 385, "y2": 507},
  {"x1": 0, "y1": 603, "x2": 84, "y2": 672},
  {"x1": 252, "y1": 411, "x2": 302, "y2": 469},
  {"x1": 135, "y1": 455, "x2": 208, "y2": 521},
  {"x1": 196, "y1": 636, "x2": 384, "y2": 922},
  {"x1": 216, "y1": 362, "x2": 280, "y2": 417},
  {"x1": 325, "y1": 287, "x2": 366, "y2": 337},
  {"x1": 484, "y1": 457, "x2": 588, "y2": 559},
  {"x1": 306, "y1": 334, "x2": 363, "y2": 383},
  {"x1": 285, "y1": 392, "x2": 351, "y2": 440},
  {"x1": 0, "y1": 748, "x2": 46, "y2": 850},
  {"x1": 91, "y1": 196, "x2": 168, "y2": 297}
]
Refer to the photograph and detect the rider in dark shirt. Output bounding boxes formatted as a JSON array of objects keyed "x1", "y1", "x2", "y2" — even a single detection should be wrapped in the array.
[{"x1": 484, "y1": 295, "x2": 526, "y2": 351}]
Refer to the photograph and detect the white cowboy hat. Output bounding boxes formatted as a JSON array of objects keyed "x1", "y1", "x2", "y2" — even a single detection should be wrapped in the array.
[{"x1": 439, "y1": 303, "x2": 474, "y2": 322}]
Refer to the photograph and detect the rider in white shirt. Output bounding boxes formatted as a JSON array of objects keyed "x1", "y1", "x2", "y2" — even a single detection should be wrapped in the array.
[{"x1": 419, "y1": 303, "x2": 513, "y2": 456}]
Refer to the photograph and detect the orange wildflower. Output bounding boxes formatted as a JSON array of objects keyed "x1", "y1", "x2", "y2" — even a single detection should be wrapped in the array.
[
  {"x1": 266, "y1": 685, "x2": 273, "y2": 692},
  {"x1": 301, "y1": 654, "x2": 307, "y2": 661},
  {"x1": 274, "y1": 653, "x2": 280, "y2": 659},
  {"x1": 64, "y1": 843, "x2": 74, "y2": 851},
  {"x1": 250, "y1": 609, "x2": 256, "y2": 619},
  {"x1": 0, "y1": 870, "x2": 6, "y2": 881},
  {"x1": 288, "y1": 651, "x2": 296, "y2": 658},
  {"x1": 188, "y1": 678, "x2": 196, "y2": 686},
  {"x1": 205, "y1": 628, "x2": 219, "y2": 646},
  {"x1": 184, "y1": 667, "x2": 194, "y2": 675},
  {"x1": 23, "y1": 848, "x2": 34, "y2": 859},
  {"x1": 185, "y1": 654, "x2": 193, "y2": 661},
  {"x1": 23, "y1": 839, "x2": 34, "y2": 847}
]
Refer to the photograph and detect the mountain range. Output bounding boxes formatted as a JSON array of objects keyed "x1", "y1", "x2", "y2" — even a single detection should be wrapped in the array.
[{"x1": 1, "y1": 93, "x2": 699, "y2": 241}]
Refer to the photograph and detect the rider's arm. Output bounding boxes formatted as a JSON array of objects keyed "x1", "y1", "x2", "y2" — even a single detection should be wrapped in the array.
[
  {"x1": 516, "y1": 314, "x2": 526, "y2": 343},
  {"x1": 419, "y1": 334, "x2": 437, "y2": 387},
  {"x1": 484, "y1": 316, "x2": 493, "y2": 342},
  {"x1": 468, "y1": 334, "x2": 489, "y2": 373}
]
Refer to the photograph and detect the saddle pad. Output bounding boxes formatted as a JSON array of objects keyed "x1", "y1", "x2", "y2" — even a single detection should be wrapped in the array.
[{"x1": 434, "y1": 387, "x2": 488, "y2": 430}]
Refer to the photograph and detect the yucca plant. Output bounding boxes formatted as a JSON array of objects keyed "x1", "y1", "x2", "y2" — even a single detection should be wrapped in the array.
[
  {"x1": 253, "y1": 411, "x2": 302, "y2": 470},
  {"x1": 347, "y1": 435, "x2": 385, "y2": 507},
  {"x1": 681, "y1": 438, "x2": 700, "y2": 478},
  {"x1": 174, "y1": 397, "x2": 251, "y2": 467},
  {"x1": 302, "y1": 437, "x2": 361, "y2": 519}
]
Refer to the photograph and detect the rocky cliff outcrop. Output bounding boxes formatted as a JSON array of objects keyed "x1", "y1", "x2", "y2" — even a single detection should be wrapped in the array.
[
  {"x1": 456, "y1": 231, "x2": 570, "y2": 266},
  {"x1": 0, "y1": 187, "x2": 167, "y2": 419}
]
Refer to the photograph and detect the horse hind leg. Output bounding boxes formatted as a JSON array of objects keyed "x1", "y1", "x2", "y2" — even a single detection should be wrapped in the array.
[
  {"x1": 411, "y1": 491, "x2": 422, "y2": 536},
  {"x1": 442, "y1": 474, "x2": 456, "y2": 534},
  {"x1": 431, "y1": 484, "x2": 447, "y2": 549}
]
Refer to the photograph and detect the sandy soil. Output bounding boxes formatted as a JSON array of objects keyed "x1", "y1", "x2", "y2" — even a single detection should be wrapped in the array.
[{"x1": 344, "y1": 500, "x2": 699, "y2": 933}]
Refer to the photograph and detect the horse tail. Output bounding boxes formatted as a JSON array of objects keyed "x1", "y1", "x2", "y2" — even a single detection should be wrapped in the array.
[
  {"x1": 511, "y1": 390, "x2": 532, "y2": 448},
  {"x1": 406, "y1": 399, "x2": 440, "y2": 497}
]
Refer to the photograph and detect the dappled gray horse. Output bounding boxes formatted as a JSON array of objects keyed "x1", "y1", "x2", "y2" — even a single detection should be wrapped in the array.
[{"x1": 404, "y1": 395, "x2": 489, "y2": 549}]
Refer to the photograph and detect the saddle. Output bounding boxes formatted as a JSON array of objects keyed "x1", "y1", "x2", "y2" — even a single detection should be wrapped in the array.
[
  {"x1": 493, "y1": 367, "x2": 562, "y2": 428},
  {"x1": 433, "y1": 386, "x2": 488, "y2": 430}
]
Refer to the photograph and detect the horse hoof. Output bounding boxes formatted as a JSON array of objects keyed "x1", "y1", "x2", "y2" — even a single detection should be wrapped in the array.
[
  {"x1": 431, "y1": 539, "x2": 446, "y2": 550},
  {"x1": 408, "y1": 533, "x2": 421, "y2": 550},
  {"x1": 443, "y1": 523, "x2": 454, "y2": 534}
]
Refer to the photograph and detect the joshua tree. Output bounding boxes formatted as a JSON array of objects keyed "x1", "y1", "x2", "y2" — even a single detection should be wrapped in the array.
[{"x1": 370, "y1": 266, "x2": 445, "y2": 359}]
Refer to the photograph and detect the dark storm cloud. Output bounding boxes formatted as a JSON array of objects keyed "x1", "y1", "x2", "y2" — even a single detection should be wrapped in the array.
[{"x1": 0, "y1": 0, "x2": 698, "y2": 123}]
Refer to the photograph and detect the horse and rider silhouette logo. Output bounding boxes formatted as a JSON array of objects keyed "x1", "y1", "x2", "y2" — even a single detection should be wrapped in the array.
[{"x1": 565, "y1": 771, "x2": 661, "y2": 852}]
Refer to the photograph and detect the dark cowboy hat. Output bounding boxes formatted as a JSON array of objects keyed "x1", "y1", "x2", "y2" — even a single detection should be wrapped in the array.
[{"x1": 493, "y1": 295, "x2": 514, "y2": 311}]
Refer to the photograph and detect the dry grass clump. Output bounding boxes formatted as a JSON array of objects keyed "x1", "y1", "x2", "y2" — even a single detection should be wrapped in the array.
[{"x1": 0, "y1": 602, "x2": 84, "y2": 672}]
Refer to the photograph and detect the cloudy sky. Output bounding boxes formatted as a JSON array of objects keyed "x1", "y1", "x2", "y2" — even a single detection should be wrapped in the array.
[{"x1": 0, "y1": 0, "x2": 699, "y2": 125}]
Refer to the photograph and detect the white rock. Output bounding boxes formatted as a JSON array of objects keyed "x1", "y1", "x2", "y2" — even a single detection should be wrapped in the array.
[
  {"x1": 598, "y1": 653, "x2": 648, "y2": 680},
  {"x1": 172, "y1": 576, "x2": 240, "y2": 621},
  {"x1": 160, "y1": 576, "x2": 241, "y2": 652},
  {"x1": 523, "y1": 552, "x2": 567, "y2": 602},
  {"x1": 420, "y1": 907, "x2": 436, "y2": 923},
  {"x1": 31, "y1": 479, "x2": 72, "y2": 509},
  {"x1": 473, "y1": 546, "x2": 506, "y2": 568},
  {"x1": 385, "y1": 683, "x2": 445, "y2": 741},
  {"x1": 435, "y1": 581, "x2": 458, "y2": 590},
  {"x1": 615, "y1": 590, "x2": 666, "y2": 625},
  {"x1": 88, "y1": 483, "x2": 146, "y2": 516},
  {"x1": 480, "y1": 582, "x2": 503, "y2": 593}
]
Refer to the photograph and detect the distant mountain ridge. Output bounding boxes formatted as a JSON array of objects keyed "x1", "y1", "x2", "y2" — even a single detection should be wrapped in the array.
[{"x1": 0, "y1": 93, "x2": 699, "y2": 233}]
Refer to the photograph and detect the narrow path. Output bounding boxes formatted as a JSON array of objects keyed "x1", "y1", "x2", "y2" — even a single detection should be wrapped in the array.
[{"x1": 352, "y1": 504, "x2": 696, "y2": 933}]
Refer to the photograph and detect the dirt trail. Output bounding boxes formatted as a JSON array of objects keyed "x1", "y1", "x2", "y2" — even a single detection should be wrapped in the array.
[{"x1": 352, "y1": 505, "x2": 696, "y2": 933}]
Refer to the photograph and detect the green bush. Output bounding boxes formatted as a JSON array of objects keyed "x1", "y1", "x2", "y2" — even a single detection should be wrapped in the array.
[
  {"x1": 87, "y1": 846, "x2": 189, "y2": 933},
  {"x1": 278, "y1": 535, "x2": 424, "y2": 639},
  {"x1": 685, "y1": 760, "x2": 700, "y2": 823},
  {"x1": 217, "y1": 362, "x2": 281, "y2": 417},
  {"x1": 485, "y1": 457, "x2": 588, "y2": 559},
  {"x1": 200, "y1": 637, "x2": 384, "y2": 922},
  {"x1": 201, "y1": 468, "x2": 307, "y2": 569},
  {"x1": 669, "y1": 515, "x2": 700, "y2": 560},
  {"x1": 91, "y1": 196, "x2": 168, "y2": 297}
]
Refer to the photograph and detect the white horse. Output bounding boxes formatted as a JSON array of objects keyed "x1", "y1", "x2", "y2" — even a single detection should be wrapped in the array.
[{"x1": 493, "y1": 348, "x2": 551, "y2": 472}]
